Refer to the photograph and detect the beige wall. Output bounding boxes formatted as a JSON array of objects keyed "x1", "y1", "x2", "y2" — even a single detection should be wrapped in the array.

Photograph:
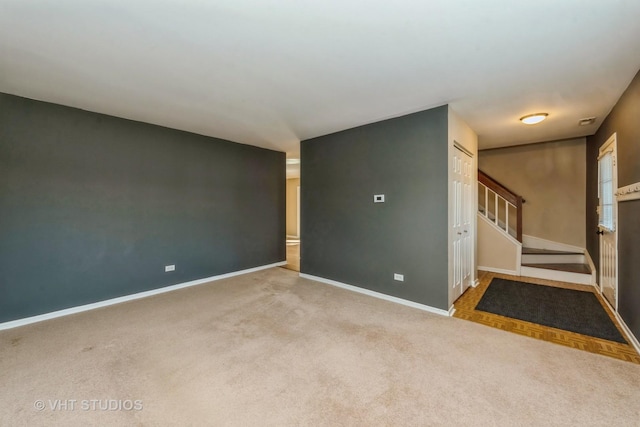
[
  {"x1": 478, "y1": 138, "x2": 586, "y2": 248},
  {"x1": 478, "y1": 215, "x2": 520, "y2": 273},
  {"x1": 286, "y1": 178, "x2": 300, "y2": 237}
]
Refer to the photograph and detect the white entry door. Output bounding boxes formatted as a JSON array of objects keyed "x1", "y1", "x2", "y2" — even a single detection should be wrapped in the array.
[
  {"x1": 598, "y1": 134, "x2": 618, "y2": 309},
  {"x1": 452, "y1": 146, "x2": 473, "y2": 301}
]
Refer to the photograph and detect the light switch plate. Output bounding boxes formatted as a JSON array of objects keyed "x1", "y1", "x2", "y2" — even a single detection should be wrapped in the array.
[{"x1": 374, "y1": 194, "x2": 385, "y2": 203}]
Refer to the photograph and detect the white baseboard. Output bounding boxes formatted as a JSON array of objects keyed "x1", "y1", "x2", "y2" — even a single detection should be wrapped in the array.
[
  {"x1": 595, "y1": 282, "x2": 640, "y2": 354},
  {"x1": 299, "y1": 273, "x2": 450, "y2": 317},
  {"x1": 0, "y1": 261, "x2": 286, "y2": 331},
  {"x1": 472, "y1": 278, "x2": 480, "y2": 288},
  {"x1": 478, "y1": 266, "x2": 519, "y2": 276},
  {"x1": 522, "y1": 234, "x2": 584, "y2": 253},
  {"x1": 613, "y1": 312, "x2": 640, "y2": 355}
]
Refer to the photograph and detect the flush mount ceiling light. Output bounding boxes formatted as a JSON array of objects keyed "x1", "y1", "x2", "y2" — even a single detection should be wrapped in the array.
[
  {"x1": 519, "y1": 113, "x2": 548, "y2": 125},
  {"x1": 286, "y1": 158, "x2": 300, "y2": 165}
]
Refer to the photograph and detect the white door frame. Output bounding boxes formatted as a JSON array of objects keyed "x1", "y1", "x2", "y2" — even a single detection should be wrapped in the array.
[
  {"x1": 597, "y1": 133, "x2": 618, "y2": 310},
  {"x1": 297, "y1": 186, "x2": 301, "y2": 238}
]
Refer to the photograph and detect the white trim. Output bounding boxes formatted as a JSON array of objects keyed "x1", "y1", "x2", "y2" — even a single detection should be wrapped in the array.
[
  {"x1": 594, "y1": 279, "x2": 640, "y2": 354},
  {"x1": 478, "y1": 266, "x2": 520, "y2": 276},
  {"x1": 477, "y1": 213, "x2": 521, "y2": 276},
  {"x1": 616, "y1": 182, "x2": 640, "y2": 202},
  {"x1": 522, "y1": 234, "x2": 584, "y2": 254},
  {"x1": 472, "y1": 278, "x2": 480, "y2": 288},
  {"x1": 612, "y1": 310, "x2": 640, "y2": 354},
  {"x1": 299, "y1": 273, "x2": 450, "y2": 317},
  {"x1": 597, "y1": 147, "x2": 615, "y2": 160},
  {"x1": 296, "y1": 185, "x2": 301, "y2": 237},
  {"x1": 515, "y1": 244, "x2": 522, "y2": 276},
  {"x1": 0, "y1": 262, "x2": 286, "y2": 331},
  {"x1": 584, "y1": 249, "x2": 598, "y2": 286},
  {"x1": 598, "y1": 133, "x2": 618, "y2": 310},
  {"x1": 478, "y1": 213, "x2": 521, "y2": 246},
  {"x1": 520, "y1": 265, "x2": 592, "y2": 285},
  {"x1": 448, "y1": 306, "x2": 457, "y2": 316}
]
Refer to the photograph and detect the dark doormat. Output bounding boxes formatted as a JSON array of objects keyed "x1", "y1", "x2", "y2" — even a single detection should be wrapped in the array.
[{"x1": 476, "y1": 278, "x2": 627, "y2": 344}]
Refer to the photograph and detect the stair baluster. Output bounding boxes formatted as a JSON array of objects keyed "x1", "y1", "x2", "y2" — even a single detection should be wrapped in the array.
[{"x1": 478, "y1": 170, "x2": 523, "y2": 243}]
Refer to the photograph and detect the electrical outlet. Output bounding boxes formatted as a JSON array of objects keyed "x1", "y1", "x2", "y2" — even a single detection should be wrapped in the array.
[
  {"x1": 374, "y1": 194, "x2": 385, "y2": 203},
  {"x1": 393, "y1": 273, "x2": 404, "y2": 282},
  {"x1": 165, "y1": 265, "x2": 175, "y2": 272}
]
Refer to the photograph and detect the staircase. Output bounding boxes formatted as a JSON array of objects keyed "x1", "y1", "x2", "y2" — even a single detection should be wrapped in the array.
[
  {"x1": 478, "y1": 170, "x2": 522, "y2": 242},
  {"x1": 478, "y1": 170, "x2": 595, "y2": 285},
  {"x1": 520, "y1": 246, "x2": 594, "y2": 285}
]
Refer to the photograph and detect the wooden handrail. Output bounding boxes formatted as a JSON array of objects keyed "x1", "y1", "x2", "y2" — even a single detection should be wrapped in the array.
[
  {"x1": 478, "y1": 170, "x2": 524, "y2": 242},
  {"x1": 478, "y1": 171, "x2": 520, "y2": 206}
]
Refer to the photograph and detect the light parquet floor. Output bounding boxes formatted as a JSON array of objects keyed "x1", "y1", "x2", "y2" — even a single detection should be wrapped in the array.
[
  {"x1": 283, "y1": 243, "x2": 300, "y2": 272},
  {"x1": 453, "y1": 271, "x2": 640, "y2": 364}
]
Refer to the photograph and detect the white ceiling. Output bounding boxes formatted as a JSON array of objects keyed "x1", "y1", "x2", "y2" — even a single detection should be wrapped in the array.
[{"x1": 2, "y1": 0, "x2": 640, "y2": 161}]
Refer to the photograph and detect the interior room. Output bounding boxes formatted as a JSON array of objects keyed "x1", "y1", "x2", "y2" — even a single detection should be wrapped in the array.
[
  {"x1": 2, "y1": 1, "x2": 640, "y2": 425},
  {"x1": 285, "y1": 164, "x2": 300, "y2": 271}
]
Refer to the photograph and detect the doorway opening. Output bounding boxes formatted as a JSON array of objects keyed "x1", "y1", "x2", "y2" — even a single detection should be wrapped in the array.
[{"x1": 285, "y1": 175, "x2": 300, "y2": 271}]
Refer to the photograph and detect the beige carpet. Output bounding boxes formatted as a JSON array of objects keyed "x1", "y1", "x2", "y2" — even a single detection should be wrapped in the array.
[{"x1": 1, "y1": 268, "x2": 639, "y2": 426}]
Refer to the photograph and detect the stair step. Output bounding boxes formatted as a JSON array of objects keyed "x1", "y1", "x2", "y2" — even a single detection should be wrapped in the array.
[
  {"x1": 522, "y1": 253, "x2": 585, "y2": 264},
  {"x1": 522, "y1": 247, "x2": 582, "y2": 255},
  {"x1": 521, "y1": 263, "x2": 591, "y2": 275}
]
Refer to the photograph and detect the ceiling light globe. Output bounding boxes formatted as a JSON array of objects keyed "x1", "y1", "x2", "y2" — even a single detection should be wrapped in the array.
[{"x1": 520, "y1": 113, "x2": 548, "y2": 125}]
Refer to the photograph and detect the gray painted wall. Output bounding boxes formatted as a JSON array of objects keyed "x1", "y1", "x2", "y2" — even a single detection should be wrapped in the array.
[
  {"x1": 0, "y1": 93, "x2": 285, "y2": 323},
  {"x1": 301, "y1": 106, "x2": 450, "y2": 310},
  {"x1": 586, "y1": 69, "x2": 640, "y2": 339}
]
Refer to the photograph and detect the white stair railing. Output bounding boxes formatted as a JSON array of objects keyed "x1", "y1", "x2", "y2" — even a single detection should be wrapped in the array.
[
  {"x1": 478, "y1": 182, "x2": 518, "y2": 240},
  {"x1": 477, "y1": 170, "x2": 523, "y2": 242}
]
